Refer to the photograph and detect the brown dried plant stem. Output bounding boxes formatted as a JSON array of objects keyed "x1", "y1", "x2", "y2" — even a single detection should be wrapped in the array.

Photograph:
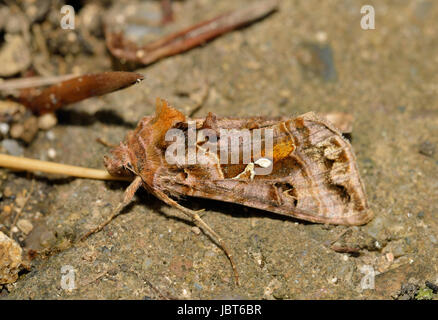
[
  {"x1": 0, "y1": 154, "x2": 131, "y2": 181},
  {"x1": 106, "y1": 0, "x2": 279, "y2": 65},
  {"x1": 17, "y1": 72, "x2": 144, "y2": 115}
]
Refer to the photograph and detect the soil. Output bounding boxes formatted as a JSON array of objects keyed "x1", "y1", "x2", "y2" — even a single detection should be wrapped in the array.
[{"x1": 0, "y1": 0, "x2": 437, "y2": 299}]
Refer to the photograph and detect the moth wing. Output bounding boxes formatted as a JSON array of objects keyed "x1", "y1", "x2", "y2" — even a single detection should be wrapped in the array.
[
  {"x1": 194, "y1": 113, "x2": 353, "y2": 134},
  {"x1": 158, "y1": 112, "x2": 371, "y2": 226}
]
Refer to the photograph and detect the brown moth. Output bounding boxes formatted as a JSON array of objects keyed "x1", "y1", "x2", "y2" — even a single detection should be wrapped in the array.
[{"x1": 87, "y1": 98, "x2": 372, "y2": 285}]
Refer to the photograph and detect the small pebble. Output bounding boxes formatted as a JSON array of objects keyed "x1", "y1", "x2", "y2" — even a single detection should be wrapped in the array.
[
  {"x1": 425, "y1": 281, "x2": 438, "y2": 294},
  {"x1": 8, "y1": 118, "x2": 38, "y2": 143},
  {"x1": 2, "y1": 205, "x2": 12, "y2": 214},
  {"x1": 39, "y1": 231, "x2": 55, "y2": 248},
  {"x1": 9, "y1": 124, "x2": 24, "y2": 139},
  {"x1": 419, "y1": 141, "x2": 435, "y2": 157},
  {"x1": 3, "y1": 187, "x2": 12, "y2": 198},
  {"x1": 316, "y1": 31, "x2": 328, "y2": 43},
  {"x1": 47, "y1": 148, "x2": 56, "y2": 159},
  {"x1": 386, "y1": 252, "x2": 394, "y2": 262},
  {"x1": 38, "y1": 113, "x2": 57, "y2": 130},
  {"x1": 17, "y1": 219, "x2": 33, "y2": 235},
  {"x1": 428, "y1": 234, "x2": 437, "y2": 244},
  {"x1": 20, "y1": 117, "x2": 38, "y2": 143},
  {"x1": 15, "y1": 194, "x2": 27, "y2": 207},
  {"x1": 1, "y1": 139, "x2": 24, "y2": 156},
  {"x1": 191, "y1": 226, "x2": 201, "y2": 235},
  {"x1": 46, "y1": 130, "x2": 55, "y2": 141},
  {"x1": 0, "y1": 123, "x2": 9, "y2": 136}
]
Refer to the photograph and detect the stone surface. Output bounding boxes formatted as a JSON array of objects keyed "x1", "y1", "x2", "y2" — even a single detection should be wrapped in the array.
[{"x1": 0, "y1": 231, "x2": 23, "y2": 284}]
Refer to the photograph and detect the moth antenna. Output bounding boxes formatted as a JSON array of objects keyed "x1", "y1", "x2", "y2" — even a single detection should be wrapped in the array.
[
  {"x1": 79, "y1": 176, "x2": 143, "y2": 242},
  {"x1": 153, "y1": 189, "x2": 240, "y2": 286}
]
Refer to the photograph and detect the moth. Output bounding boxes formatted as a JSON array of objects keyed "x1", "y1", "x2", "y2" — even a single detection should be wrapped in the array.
[{"x1": 86, "y1": 98, "x2": 372, "y2": 285}]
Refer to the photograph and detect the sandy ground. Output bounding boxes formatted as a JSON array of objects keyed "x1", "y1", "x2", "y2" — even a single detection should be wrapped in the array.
[{"x1": 1, "y1": 0, "x2": 438, "y2": 299}]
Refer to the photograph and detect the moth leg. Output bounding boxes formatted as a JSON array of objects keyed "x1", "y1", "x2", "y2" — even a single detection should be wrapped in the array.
[
  {"x1": 154, "y1": 189, "x2": 240, "y2": 286},
  {"x1": 80, "y1": 176, "x2": 142, "y2": 241}
]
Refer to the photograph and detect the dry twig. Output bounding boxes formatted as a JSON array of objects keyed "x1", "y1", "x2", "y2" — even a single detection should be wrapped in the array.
[{"x1": 0, "y1": 154, "x2": 132, "y2": 181}]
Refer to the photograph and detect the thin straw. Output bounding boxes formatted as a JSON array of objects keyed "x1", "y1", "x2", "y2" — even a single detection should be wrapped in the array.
[{"x1": 0, "y1": 153, "x2": 132, "y2": 181}]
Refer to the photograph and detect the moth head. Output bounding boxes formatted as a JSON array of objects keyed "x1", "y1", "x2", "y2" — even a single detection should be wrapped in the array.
[{"x1": 104, "y1": 143, "x2": 134, "y2": 178}]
